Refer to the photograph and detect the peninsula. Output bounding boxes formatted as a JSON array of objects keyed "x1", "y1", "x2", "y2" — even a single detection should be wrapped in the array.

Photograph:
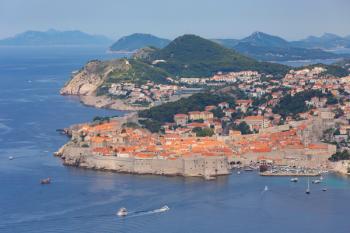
[
  {"x1": 57, "y1": 34, "x2": 350, "y2": 179},
  {"x1": 60, "y1": 34, "x2": 288, "y2": 110}
]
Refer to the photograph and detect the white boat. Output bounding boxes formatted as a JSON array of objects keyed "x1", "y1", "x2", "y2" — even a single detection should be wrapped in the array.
[
  {"x1": 158, "y1": 205, "x2": 170, "y2": 212},
  {"x1": 264, "y1": 185, "x2": 269, "y2": 191},
  {"x1": 320, "y1": 176, "x2": 324, "y2": 181},
  {"x1": 237, "y1": 171, "x2": 241, "y2": 175},
  {"x1": 312, "y1": 179, "x2": 321, "y2": 184},
  {"x1": 306, "y1": 177, "x2": 310, "y2": 194},
  {"x1": 117, "y1": 207, "x2": 128, "y2": 217},
  {"x1": 8, "y1": 156, "x2": 14, "y2": 160},
  {"x1": 290, "y1": 177, "x2": 298, "y2": 182},
  {"x1": 322, "y1": 187, "x2": 327, "y2": 192},
  {"x1": 40, "y1": 177, "x2": 51, "y2": 185}
]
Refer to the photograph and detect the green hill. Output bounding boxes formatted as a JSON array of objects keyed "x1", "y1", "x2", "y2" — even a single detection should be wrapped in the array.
[
  {"x1": 144, "y1": 34, "x2": 289, "y2": 77},
  {"x1": 110, "y1": 33, "x2": 170, "y2": 52},
  {"x1": 84, "y1": 34, "x2": 292, "y2": 96}
]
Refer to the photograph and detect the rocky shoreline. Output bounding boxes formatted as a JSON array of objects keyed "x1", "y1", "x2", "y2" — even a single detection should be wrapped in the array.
[
  {"x1": 330, "y1": 161, "x2": 350, "y2": 175},
  {"x1": 79, "y1": 95, "x2": 146, "y2": 111}
]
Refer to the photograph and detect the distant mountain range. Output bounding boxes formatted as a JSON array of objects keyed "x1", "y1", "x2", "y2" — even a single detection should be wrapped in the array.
[
  {"x1": 2, "y1": 29, "x2": 350, "y2": 62},
  {"x1": 291, "y1": 33, "x2": 350, "y2": 50},
  {"x1": 109, "y1": 33, "x2": 170, "y2": 52},
  {"x1": 0, "y1": 29, "x2": 113, "y2": 46},
  {"x1": 109, "y1": 31, "x2": 350, "y2": 61},
  {"x1": 215, "y1": 32, "x2": 350, "y2": 61}
]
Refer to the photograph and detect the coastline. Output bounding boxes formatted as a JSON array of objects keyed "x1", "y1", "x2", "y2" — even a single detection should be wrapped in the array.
[
  {"x1": 54, "y1": 142, "x2": 230, "y2": 180},
  {"x1": 79, "y1": 94, "x2": 147, "y2": 111}
]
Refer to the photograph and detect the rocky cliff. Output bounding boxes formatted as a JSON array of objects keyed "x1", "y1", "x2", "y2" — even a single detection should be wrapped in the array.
[{"x1": 60, "y1": 59, "x2": 130, "y2": 96}]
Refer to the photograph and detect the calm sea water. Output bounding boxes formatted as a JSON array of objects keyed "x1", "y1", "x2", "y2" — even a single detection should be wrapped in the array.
[
  {"x1": 274, "y1": 58, "x2": 342, "y2": 67},
  {"x1": 1, "y1": 46, "x2": 350, "y2": 233}
]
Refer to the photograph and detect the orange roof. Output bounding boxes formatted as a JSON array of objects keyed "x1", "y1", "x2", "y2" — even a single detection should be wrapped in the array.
[
  {"x1": 236, "y1": 99, "x2": 252, "y2": 104},
  {"x1": 90, "y1": 136, "x2": 110, "y2": 143},
  {"x1": 92, "y1": 147, "x2": 113, "y2": 156},
  {"x1": 244, "y1": 115, "x2": 264, "y2": 121},
  {"x1": 308, "y1": 143, "x2": 328, "y2": 150},
  {"x1": 174, "y1": 114, "x2": 188, "y2": 118}
]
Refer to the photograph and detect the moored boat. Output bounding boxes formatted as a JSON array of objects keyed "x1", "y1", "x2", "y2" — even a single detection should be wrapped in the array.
[
  {"x1": 306, "y1": 177, "x2": 310, "y2": 194},
  {"x1": 290, "y1": 177, "x2": 298, "y2": 182}
]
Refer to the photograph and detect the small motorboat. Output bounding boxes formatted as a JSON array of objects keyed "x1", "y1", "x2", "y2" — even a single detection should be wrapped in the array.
[
  {"x1": 237, "y1": 171, "x2": 241, "y2": 175},
  {"x1": 8, "y1": 156, "x2": 14, "y2": 160},
  {"x1": 117, "y1": 207, "x2": 128, "y2": 217},
  {"x1": 322, "y1": 187, "x2": 327, "y2": 192},
  {"x1": 158, "y1": 205, "x2": 170, "y2": 212},
  {"x1": 312, "y1": 179, "x2": 321, "y2": 184},
  {"x1": 40, "y1": 177, "x2": 51, "y2": 184},
  {"x1": 290, "y1": 177, "x2": 298, "y2": 182},
  {"x1": 264, "y1": 185, "x2": 269, "y2": 191}
]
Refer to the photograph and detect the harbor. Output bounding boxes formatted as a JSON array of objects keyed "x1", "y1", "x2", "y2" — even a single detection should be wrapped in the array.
[{"x1": 259, "y1": 165, "x2": 326, "y2": 177}]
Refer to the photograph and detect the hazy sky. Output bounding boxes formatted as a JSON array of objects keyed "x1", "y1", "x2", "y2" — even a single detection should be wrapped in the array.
[{"x1": 1, "y1": 0, "x2": 349, "y2": 40}]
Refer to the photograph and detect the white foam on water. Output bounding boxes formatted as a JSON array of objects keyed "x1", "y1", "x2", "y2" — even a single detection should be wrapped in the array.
[
  {"x1": 0, "y1": 122, "x2": 12, "y2": 135},
  {"x1": 121, "y1": 207, "x2": 170, "y2": 219}
]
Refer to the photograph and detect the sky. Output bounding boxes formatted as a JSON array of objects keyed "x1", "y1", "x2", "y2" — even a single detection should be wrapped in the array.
[{"x1": 1, "y1": 0, "x2": 349, "y2": 41}]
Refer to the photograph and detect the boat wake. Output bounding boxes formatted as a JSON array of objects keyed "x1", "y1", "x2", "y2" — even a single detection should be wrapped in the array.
[{"x1": 121, "y1": 206, "x2": 170, "y2": 219}]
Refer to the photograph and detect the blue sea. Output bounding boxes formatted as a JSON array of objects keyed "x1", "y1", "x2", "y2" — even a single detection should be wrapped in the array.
[{"x1": 1, "y1": 46, "x2": 350, "y2": 233}]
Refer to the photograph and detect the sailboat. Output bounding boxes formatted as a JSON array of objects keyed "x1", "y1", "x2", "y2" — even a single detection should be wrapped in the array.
[{"x1": 305, "y1": 177, "x2": 310, "y2": 194}]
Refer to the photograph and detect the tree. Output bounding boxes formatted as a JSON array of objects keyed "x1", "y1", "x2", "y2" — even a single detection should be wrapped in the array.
[
  {"x1": 211, "y1": 108, "x2": 225, "y2": 118},
  {"x1": 139, "y1": 119, "x2": 162, "y2": 133},
  {"x1": 231, "y1": 121, "x2": 252, "y2": 135},
  {"x1": 192, "y1": 127, "x2": 214, "y2": 137},
  {"x1": 272, "y1": 90, "x2": 323, "y2": 117},
  {"x1": 329, "y1": 150, "x2": 350, "y2": 161}
]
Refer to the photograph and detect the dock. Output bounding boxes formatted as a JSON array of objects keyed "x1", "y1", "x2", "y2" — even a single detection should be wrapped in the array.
[{"x1": 260, "y1": 172, "x2": 320, "y2": 177}]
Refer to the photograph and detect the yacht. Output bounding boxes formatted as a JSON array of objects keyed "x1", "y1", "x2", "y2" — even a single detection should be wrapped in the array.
[
  {"x1": 290, "y1": 177, "x2": 298, "y2": 182},
  {"x1": 117, "y1": 207, "x2": 128, "y2": 217},
  {"x1": 312, "y1": 179, "x2": 321, "y2": 184}
]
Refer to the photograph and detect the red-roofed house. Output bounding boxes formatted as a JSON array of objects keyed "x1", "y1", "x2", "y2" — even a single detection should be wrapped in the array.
[{"x1": 174, "y1": 114, "x2": 188, "y2": 126}]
